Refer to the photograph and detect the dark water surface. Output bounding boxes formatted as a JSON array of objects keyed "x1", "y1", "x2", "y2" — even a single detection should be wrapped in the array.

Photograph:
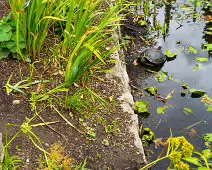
[{"x1": 125, "y1": 0, "x2": 212, "y2": 168}]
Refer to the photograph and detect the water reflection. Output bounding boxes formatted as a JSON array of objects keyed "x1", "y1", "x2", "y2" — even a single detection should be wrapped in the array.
[
  {"x1": 123, "y1": 0, "x2": 212, "y2": 168},
  {"x1": 202, "y1": 0, "x2": 212, "y2": 57}
]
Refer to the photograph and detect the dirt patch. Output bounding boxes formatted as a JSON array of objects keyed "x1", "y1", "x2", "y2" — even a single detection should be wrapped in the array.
[{"x1": 0, "y1": 55, "x2": 146, "y2": 169}]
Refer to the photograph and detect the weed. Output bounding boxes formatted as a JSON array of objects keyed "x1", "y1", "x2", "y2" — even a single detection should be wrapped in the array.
[
  {"x1": 38, "y1": 143, "x2": 73, "y2": 170},
  {"x1": 105, "y1": 121, "x2": 120, "y2": 135},
  {"x1": 1, "y1": 130, "x2": 23, "y2": 170},
  {"x1": 0, "y1": 13, "x2": 28, "y2": 61},
  {"x1": 141, "y1": 133, "x2": 212, "y2": 170}
]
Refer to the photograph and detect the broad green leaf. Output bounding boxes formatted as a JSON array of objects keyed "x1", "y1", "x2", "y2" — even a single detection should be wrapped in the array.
[
  {"x1": 0, "y1": 48, "x2": 10, "y2": 60},
  {"x1": 184, "y1": 107, "x2": 193, "y2": 115},
  {"x1": 189, "y1": 89, "x2": 206, "y2": 98},
  {"x1": 155, "y1": 71, "x2": 167, "y2": 83},
  {"x1": 195, "y1": 58, "x2": 208, "y2": 62},
  {"x1": 0, "y1": 24, "x2": 11, "y2": 32},
  {"x1": 189, "y1": 46, "x2": 198, "y2": 54},
  {"x1": 166, "y1": 50, "x2": 177, "y2": 59},
  {"x1": 198, "y1": 167, "x2": 210, "y2": 170},
  {"x1": 144, "y1": 87, "x2": 158, "y2": 95},
  {"x1": 134, "y1": 100, "x2": 150, "y2": 114},
  {"x1": 183, "y1": 157, "x2": 202, "y2": 167},
  {"x1": 5, "y1": 41, "x2": 16, "y2": 53},
  {"x1": 0, "y1": 30, "x2": 12, "y2": 42},
  {"x1": 204, "y1": 133, "x2": 212, "y2": 142},
  {"x1": 202, "y1": 149, "x2": 212, "y2": 160},
  {"x1": 157, "y1": 106, "x2": 167, "y2": 114}
]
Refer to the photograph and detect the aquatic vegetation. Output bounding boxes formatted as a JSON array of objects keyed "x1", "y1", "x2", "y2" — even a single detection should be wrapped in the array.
[
  {"x1": 189, "y1": 89, "x2": 206, "y2": 98},
  {"x1": 195, "y1": 57, "x2": 209, "y2": 62},
  {"x1": 134, "y1": 100, "x2": 150, "y2": 117},
  {"x1": 165, "y1": 50, "x2": 177, "y2": 60},
  {"x1": 140, "y1": 127, "x2": 156, "y2": 146},
  {"x1": 144, "y1": 87, "x2": 158, "y2": 95},
  {"x1": 183, "y1": 108, "x2": 193, "y2": 115},
  {"x1": 157, "y1": 106, "x2": 168, "y2": 114},
  {"x1": 141, "y1": 135, "x2": 212, "y2": 170},
  {"x1": 155, "y1": 71, "x2": 167, "y2": 82},
  {"x1": 188, "y1": 45, "x2": 198, "y2": 54},
  {"x1": 182, "y1": 83, "x2": 189, "y2": 89}
]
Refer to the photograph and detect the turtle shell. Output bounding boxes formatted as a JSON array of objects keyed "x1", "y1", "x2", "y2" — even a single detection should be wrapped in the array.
[{"x1": 139, "y1": 48, "x2": 166, "y2": 65}]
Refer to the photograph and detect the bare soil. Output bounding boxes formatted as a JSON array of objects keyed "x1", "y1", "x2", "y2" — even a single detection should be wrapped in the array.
[{"x1": 0, "y1": 56, "x2": 145, "y2": 169}]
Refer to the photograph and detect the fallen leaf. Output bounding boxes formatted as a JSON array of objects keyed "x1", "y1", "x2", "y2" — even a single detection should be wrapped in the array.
[
  {"x1": 155, "y1": 94, "x2": 166, "y2": 103},
  {"x1": 201, "y1": 94, "x2": 212, "y2": 105},
  {"x1": 108, "y1": 96, "x2": 114, "y2": 102},
  {"x1": 74, "y1": 83, "x2": 79, "y2": 88},
  {"x1": 154, "y1": 138, "x2": 165, "y2": 149}
]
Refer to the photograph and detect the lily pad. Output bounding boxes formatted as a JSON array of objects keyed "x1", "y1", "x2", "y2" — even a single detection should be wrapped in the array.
[
  {"x1": 189, "y1": 89, "x2": 206, "y2": 98},
  {"x1": 157, "y1": 106, "x2": 167, "y2": 114},
  {"x1": 181, "y1": 92, "x2": 186, "y2": 97},
  {"x1": 182, "y1": 83, "x2": 189, "y2": 89},
  {"x1": 184, "y1": 108, "x2": 193, "y2": 115},
  {"x1": 204, "y1": 133, "x2": 212, "y2": 142},
  {"x1": 195, "y1": 58, "x2": 208, "y2": 62},
  {"x1": 155, "y1": 71, "x2": 167, "y2": 83},
  {"x1": 166, "y1": 50, "x2": 177, "y2": 60},
  {"x1": 144, "y1": 87, "x2": 158, "y2": 95},
  {"x1": 134, "y1": 100, "x2": 150, "y2": 118},
  {"x1": 141, "y1": 128, "x2": 156, "y2": 145},
  {"x1": 189, "y1": 46, "x2": 198, "y2": 54}
]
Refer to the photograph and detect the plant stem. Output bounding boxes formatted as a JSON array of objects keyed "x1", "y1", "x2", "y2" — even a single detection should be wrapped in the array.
[{"x1": 140, "y1": 152, "x2": 180, "y2": 170}]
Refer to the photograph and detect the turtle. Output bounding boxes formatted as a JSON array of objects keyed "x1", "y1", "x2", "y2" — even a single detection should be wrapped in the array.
[{"x1": 134, "y1": 47, "x2": 166, "y2": 66}]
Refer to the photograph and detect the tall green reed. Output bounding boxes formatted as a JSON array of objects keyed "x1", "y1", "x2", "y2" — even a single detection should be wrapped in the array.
[
  {"x1": 9, "y1": 0, "x2": 126, "y2": 90},
  {"x1": 63, "y1": 0, "x2": 123, "y2": 86},
  {"x1": 9, "y1": 0, "x2": 67, "y2": 59}
]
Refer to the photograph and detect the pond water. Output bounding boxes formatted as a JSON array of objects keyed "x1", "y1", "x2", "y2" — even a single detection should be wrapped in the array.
[{"x1": 124, "y1": 0, "x2": 212, "y2": 168}]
